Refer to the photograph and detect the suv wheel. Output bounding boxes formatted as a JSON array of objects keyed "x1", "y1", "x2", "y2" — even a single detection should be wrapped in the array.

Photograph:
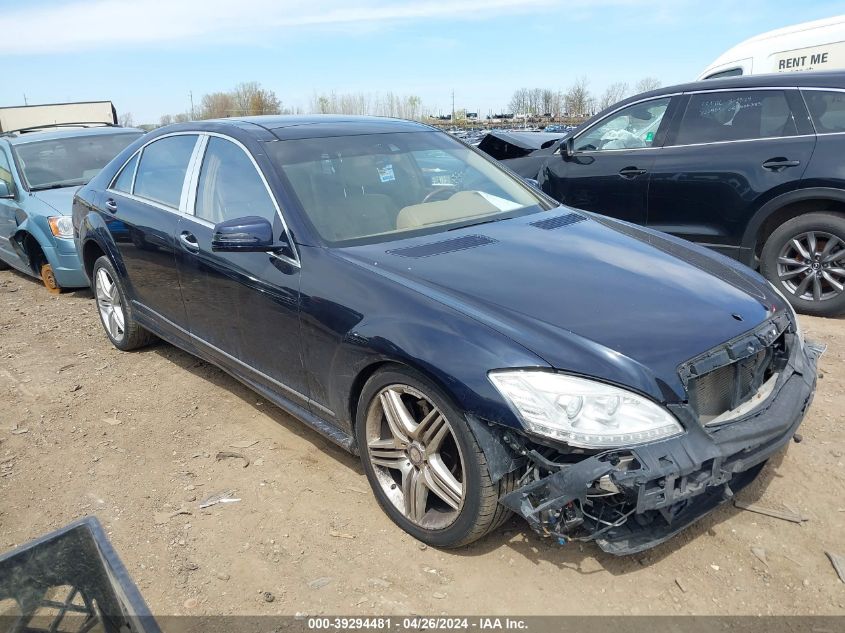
[
  {"x1": 92, "y1": 256, "x2": 156, "y2": 350},
  {"x1": 761, "y1": 212, "x2": 845, "y2": 317},
  {"x1": 356, "y1": 367, "x2": 515, "y2": 548}
]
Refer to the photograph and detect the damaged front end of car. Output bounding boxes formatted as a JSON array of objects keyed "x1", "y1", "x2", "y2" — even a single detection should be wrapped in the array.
[{"x1": 490, "y1": 312, "x2": 821, "y2": 555}]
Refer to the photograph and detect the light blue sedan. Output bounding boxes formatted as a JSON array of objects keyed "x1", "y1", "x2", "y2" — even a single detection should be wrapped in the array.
[{"x1": 0, "y1": 126, "x2": 142, "y2": 292}]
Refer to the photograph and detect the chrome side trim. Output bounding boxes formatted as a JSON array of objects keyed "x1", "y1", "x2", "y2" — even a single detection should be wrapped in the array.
[
  {"x1": 663, "y1": 133, "x2": 815, "y2": 149},
  {"x1": 684, "y1": 86, "x2": 801, "y2": 95},
  {"x1": 134, "y1": 300, "x2": 335, "y2": 417},
  {"x1": 180, "y1": 135, "x2": 207, "y2": 213}
]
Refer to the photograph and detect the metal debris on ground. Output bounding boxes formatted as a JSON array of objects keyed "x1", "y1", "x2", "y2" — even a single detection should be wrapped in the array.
[
  {"x1": 733, "y1": 500, "x2": 806, "y2": 523},
  {"x1": 329, "y1": 530, "x2": 355, "y2": 539},
  {"x1": 216, "y1": 451, "x2": 250, "y2": 468},
  {"x1": 751, "y1": 546, "x2": 768, "y2": 567},
  {"x1": 198, "y1": 490, "x2": 241, "y2": 509},
  {"x1": 229, "y1": 440, "x2": 258, "y2": 449},
  {"x1": 154, "y1": 509, "x2": 192, "y2": 525},
  {"x1": 826, "y1": 551, "x2": 845, "y2": 584},
  {"x1": 307, "y1": 577, "x2": 332, "y2": 589},
  {"x1": 674, "y1": 578, "x2": 687, "y2": 593}
]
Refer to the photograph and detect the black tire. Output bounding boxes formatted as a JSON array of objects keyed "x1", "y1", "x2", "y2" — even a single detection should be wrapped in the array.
[
  {"x1": 356, "y1": 366, "x2": 516, "y2": 548},
  {"x1": 92, "y1": 256, "x2": 156, "y2": 351},
  {"x1": 761, "y1": 212, "x2": 845, "y2": 317}
]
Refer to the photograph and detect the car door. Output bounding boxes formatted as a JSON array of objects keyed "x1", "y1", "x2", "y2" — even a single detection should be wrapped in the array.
[
  {"x1": 539, "y1": 96, "x2": 676, "y2": 223},
  {"x1": 174, "y1": 135, "x2": 308, "y2": 406},
  {"x1": 0, "y1": 146, "x2": 24, "y2": 269},
  {"x1": 105, "y1": 133, "x2": 200, "y2": 328},
  {"x1": 647, "y1": 88, "x2": 816, "y2": 260}
]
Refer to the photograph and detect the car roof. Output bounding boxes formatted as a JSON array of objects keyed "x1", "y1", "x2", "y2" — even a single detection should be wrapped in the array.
[
  {"x1": 161, "y1": 114, "x2": 435, "y2": 141},
  {"x1": 626, "y1": 70, "x2": 845, "y2": 104},
  {"x1": 4, "y1": 126, "x2": 143, "y2": 146}
]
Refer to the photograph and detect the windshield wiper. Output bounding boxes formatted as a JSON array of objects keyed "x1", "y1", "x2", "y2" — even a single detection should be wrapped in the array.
[
  {"x1": 30, "y1": 183, "x2": 79, "y2": 191},
  {"x1": 447, "y1": 216, "x2": 507, "y2": 231}
]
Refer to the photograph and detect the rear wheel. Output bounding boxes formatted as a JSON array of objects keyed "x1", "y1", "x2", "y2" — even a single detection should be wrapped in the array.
[
  {"x1": 761, "y1": 212, "x2": 845, "y2": 317},
  {"x1": 356, "y1": 367, "x2": 515, "y2": 548},
  {"x1": 92, "y1": 256, "x2": 156, "y2": 351}
]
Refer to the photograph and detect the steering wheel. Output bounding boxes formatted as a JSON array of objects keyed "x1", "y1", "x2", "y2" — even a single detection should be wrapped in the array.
[{"x1": 422, "y1": 186, "x2": 456, "y2": 204}]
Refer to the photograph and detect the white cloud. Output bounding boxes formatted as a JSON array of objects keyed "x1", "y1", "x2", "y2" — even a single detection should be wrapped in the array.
[{"x1": 0, "y1": 0, "x2": 564, "y2": 54}]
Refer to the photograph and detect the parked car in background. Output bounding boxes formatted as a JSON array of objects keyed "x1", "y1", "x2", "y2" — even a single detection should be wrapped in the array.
[
  {"x1": 73, "y1": 115, "x2": 817, "y2": 554},
  {"x1": 0, "y1": 107, "x2": 142, "y2": 292},
  {"x1": 699, "y1": 15, "x2": 845, "y2": 80},
  {"x1": 526, "y1": 71, "x2": 845, "y2": 317}
]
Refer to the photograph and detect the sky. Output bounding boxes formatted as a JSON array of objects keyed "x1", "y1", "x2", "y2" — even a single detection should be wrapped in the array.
[{"x1": 2, "y1": 0, "x2": 844, "y2": 124}]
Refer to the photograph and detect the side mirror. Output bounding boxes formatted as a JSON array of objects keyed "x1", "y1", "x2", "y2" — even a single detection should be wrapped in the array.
[
  {"x1": 561, "y1": 137, "x2": 574, "y2": 159},
  {"x1": 211, "y1": 216, "x2": 274, "y2": 252},
  {"x1": 0, "y1": 180, "x2": 14, "y2": 199},
  {"x1": 523, "y1": 177, "x2": 540, "y2": 189}
]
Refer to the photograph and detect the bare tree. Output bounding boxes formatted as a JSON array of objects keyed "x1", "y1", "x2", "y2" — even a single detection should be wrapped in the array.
[
  {"x1": 232, "y1": 81, "x2": 281, "y2": 116},
  {"x1": 508, "y1": 88, "x2": 529, "y2": 116},
  {"x1": 159, "y1": 114, "x2": 173, "y2": 127},
  {"x1": 309, "y1": 91, "x2": 424, "y2": 119},
  {"x1": 173, "y1": 113, "x2": 191, "y2": 123},
  {"x1": 564, "y1": 76, "x2": 592, "y2": 117},
  {"x1": 118, "y1": 112, "x2": 134, "y2": 127},
  {"x1": 599, "y1": 82, "x2": 629, "y2": 111},
  {"x1": 635, "y1": 77, "x2": 662, "y2": 93},
  {"x1": 199, "y1": 92, "x2": 237, "y2": 119}
]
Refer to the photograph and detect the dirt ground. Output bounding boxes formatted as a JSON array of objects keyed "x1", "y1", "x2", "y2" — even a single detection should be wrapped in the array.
[{"x1": 1, "y1": 267, "x2": 844, "y2": 616}]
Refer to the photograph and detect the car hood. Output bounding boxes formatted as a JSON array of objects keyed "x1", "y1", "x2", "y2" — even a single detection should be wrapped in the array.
[
  {"x1": 30, "y1": 187, "x2": 80, "y2": 215},
  {"x1": 340, "y1": 209, "x2": 787, "y2": 403}
]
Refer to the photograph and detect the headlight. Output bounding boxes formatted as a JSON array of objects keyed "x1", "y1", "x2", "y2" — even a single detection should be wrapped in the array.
[
  {"x1": 489, "y1": 371, "x2": 683, "y2": 449},
  {"x1": 767, "y1": 280, "x2": 803, "y2": 344},
  {"x1": 48, "y1": 216, "x2": 74, "y2": 238}
]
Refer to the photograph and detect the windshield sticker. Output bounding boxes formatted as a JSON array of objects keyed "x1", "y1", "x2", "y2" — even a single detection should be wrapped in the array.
[{"x1": 377, "y1": 164, "x2": 395, "y2": 183}]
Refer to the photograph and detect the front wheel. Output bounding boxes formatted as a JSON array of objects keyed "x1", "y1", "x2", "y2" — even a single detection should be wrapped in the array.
[
  {"x1": 761, "y1": 212, "x2": 845, "y2": 317},
  {"x1": 356, "y1": 367, "x2": 514, "y2": 548},
  {"x1": 92, "y1": 256, "x2": 156, "y2": 351}
]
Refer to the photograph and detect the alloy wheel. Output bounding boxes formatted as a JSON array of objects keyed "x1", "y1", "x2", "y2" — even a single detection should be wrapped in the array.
[
  {"x1": 365, "y1": 384, "x2": 465, "y2": 530},
  {"x1": 777, "y1": 231, "x2": 845, "y2": 302},
  {"x1": 95, "y1": 267, "x2": 126, "y2": 341}
]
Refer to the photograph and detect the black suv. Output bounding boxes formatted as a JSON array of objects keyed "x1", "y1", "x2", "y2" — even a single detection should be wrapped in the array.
[{"x1": 513, "y1": 72, "x2": 845, "y2": 317}]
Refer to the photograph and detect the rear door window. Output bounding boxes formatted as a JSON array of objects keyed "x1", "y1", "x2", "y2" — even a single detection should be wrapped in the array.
[
  {"x1": 674, "y1": 90, "x2": 798, "y2": 145},
  {"x1": 111, "y1": 153, "x2": 138, "y2": 194},
  {"x1": 133, "y1": 135, "x2": 198, "y2": 209},
  {"x1": 802, "y1": 90, "x2": 845, "y2": 133}
]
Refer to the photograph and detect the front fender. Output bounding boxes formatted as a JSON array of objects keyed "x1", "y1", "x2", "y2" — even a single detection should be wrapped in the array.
[{"x1": 327, "y1": 314, "x2": 550, "y2": 435}]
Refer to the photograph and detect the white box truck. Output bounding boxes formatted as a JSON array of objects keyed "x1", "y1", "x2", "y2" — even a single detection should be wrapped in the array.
[
  {"x1": 698, "y1": 15, "x2": 845, "y2": 80},
  {"x1": 0, "y1": 101, "x2": 117, "y2": 133}
]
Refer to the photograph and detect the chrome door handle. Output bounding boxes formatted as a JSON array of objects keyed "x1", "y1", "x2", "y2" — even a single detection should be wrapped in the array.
[
  {"x1": 179, "y1": 231, "x2": 199, "y2": 253},
  {"x1": 762, "y1": 158, "x2": 801, "y2": 171},
  {"x1": 618, "y1": 166, "x2": 647, "y2": 179},
  {"x1": 105, "y1": 198, "x2": 117, "y2": 213}
]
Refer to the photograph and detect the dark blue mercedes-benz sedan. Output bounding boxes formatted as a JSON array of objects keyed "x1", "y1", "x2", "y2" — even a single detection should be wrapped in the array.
[{"x1": 72, "y1": 115, "x2": 819, "y2": 555}]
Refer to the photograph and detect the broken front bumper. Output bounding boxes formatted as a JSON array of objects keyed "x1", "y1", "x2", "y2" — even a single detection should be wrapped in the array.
[{"x1": 499, "y1": 334, "x2": 821, "y2": 555}]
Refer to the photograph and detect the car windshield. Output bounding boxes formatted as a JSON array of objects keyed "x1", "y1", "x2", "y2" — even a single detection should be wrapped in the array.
[
  {"x1": 15, "y1": 132, "x2": 143, "y2": 190},
  {"x1": 269, "y1": 131, "x2": 549, "y2": 244}
]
